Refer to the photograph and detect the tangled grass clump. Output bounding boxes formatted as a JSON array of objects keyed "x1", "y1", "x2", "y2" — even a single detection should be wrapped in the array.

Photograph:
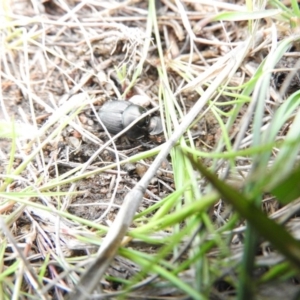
[{"x1": 1, "y1": 0, "x2": 300, "y2": 299}]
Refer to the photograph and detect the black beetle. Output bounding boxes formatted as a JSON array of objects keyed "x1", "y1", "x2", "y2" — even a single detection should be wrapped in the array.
[{"x1": 98, "y1": 100, "x2": 163, "y2": 139}]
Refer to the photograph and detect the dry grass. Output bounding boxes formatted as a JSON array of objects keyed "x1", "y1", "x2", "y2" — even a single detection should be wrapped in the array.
[{"x1": 1, "y1": 0, "x2": 300, "y2": 299}]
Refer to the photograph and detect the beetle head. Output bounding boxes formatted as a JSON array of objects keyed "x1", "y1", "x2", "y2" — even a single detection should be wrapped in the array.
[{"x1": 122, "y1": 104, "x2": 150, "y2": 129}]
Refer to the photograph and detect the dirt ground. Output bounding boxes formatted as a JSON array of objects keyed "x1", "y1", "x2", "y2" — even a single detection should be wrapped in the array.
[{"x1": 1, "y1": 0, "x2": 230, "y2": 222}]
